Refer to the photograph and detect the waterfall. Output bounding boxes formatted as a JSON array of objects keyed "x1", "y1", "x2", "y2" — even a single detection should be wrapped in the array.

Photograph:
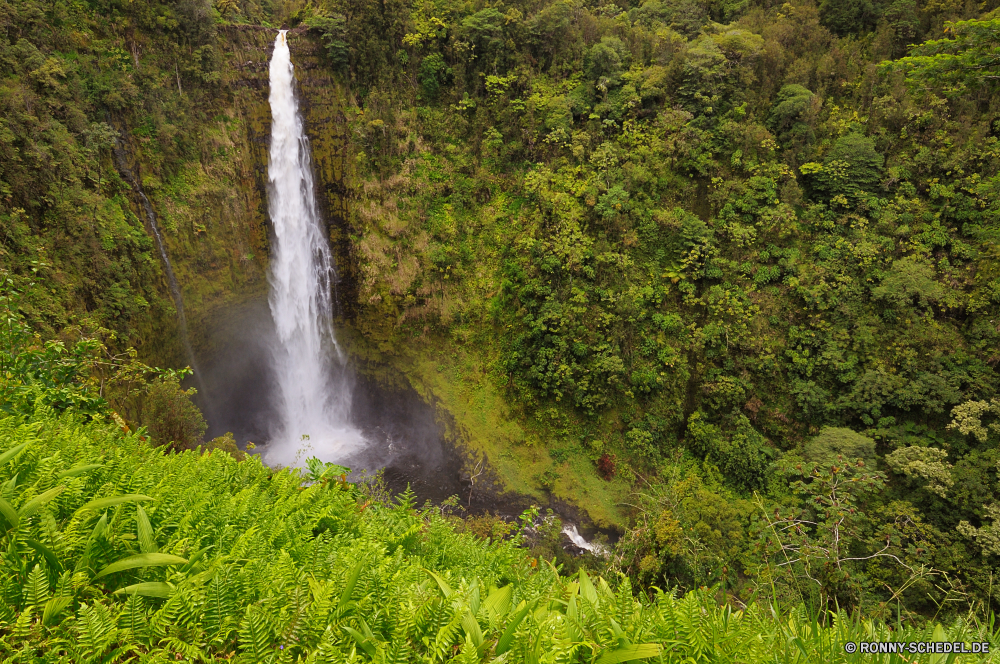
[
  {"x1": 264, "y1": 31, "x2": 364, "y2": 467},
  {"x1": 562, "y1": 524, "x2": 610, "y2": 557}
]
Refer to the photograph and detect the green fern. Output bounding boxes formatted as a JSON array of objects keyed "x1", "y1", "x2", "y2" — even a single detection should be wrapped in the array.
[
  {"x1": 204, "y1": 569, "x2": 236, "y2": 642},
  {"x1": 117, "y1": 592, "x2": 148, "y2": 643},
  {"x1": 24, "y1": 563, "x2": 50, "y2": 609},
  {"x1": 0, "y1": 409, "x2": 994, "y2": 662},
  {"x1": 239, "y1": 606, "x2": 275, "y2": 664},
  {"x1": 71, "y1": 602, "x2": 119, "y2": 662},
  {"x1": 426, "y1": 610, "x2": 462, "y2": 662}
]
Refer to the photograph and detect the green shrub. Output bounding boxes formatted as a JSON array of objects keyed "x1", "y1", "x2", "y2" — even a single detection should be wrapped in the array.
[
  {"x1": 203, "y1": 431, "x2": 244, "y2": 461},
  {"x1": 804, "y1": 426, "x2": 877, "y2": 465},
  {"x1": 143, "y1": 376, "x2": 207, "y2": 451}
]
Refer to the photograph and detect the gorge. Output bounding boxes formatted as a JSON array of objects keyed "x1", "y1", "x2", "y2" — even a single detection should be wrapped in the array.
[{"x1": 3, "y1": 0, "x2": 1000, "y2": 642}]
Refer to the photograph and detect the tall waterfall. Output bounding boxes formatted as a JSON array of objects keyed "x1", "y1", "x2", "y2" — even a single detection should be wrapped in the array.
[{"x1": 264, "y1": 31, "x2": 364, "y2": 466}]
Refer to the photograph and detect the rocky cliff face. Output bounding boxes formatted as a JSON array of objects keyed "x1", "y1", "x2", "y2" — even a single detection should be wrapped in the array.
[{"x1": 287, "y1": 31, "x2": 356, "y2": 320}]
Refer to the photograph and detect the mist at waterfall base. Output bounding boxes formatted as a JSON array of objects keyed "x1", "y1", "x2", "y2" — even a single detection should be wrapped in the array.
[{"x1": 190, "y1": 298, "x2": 457, "y2": 501}]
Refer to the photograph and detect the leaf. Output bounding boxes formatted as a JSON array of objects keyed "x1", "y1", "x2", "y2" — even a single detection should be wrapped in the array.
[
  {"x1": 343, "y1": 625, "x2": 377, "y2": 657},
  {"x1": 928, "y1": 624, "x2": 948, "y2": 664},
  {"x1": 18, "y1": 485, "x2": 65, "y2": 519},
  {"x1": 135, "y1": 505, "x2": 157, "y2": 554},
  {"x1": 565, "y1": 594, "x2": 583, "y2": 643},
  {"x1": 0, "y1": 496, "x2": 18, "y2": 530},
  {"x1": 579, "y1": 568, "x2": 598, "y2": 606},
  {"x1": 0, "y1": 442, "x2": 29, "y2": 467},
  {"x1": 26, "y1": 539, "x2": 63, "y2": 572},
  {"x1": 179, "y1": 546, "x2": 210, "y2": 572},
  {"x1": 495, "y1": 603, "x2": 530, "y2": 655},
  {"x1": 93, "y1": 553, "x2": 187, "y2": 579},
  {"x1": 75, "y1": 513, "x2": 107, "y2": 573},
  {"x1": 461, "y1": 609, "x2": 484, "y2": 648},
  {"x1": 595, "y1": 644, "x2": 662, "y2": 664},
  {"x1": 25, "y1": 564, "x2": 50, "y2": 608},
  {"x1": 469, "y1": 577, "x2": 481, "y2": 614},
  {"x1": 339, "y1": 559, "x2": 363, "y2": 610},
  {"x1": 204, "y1": 571, "x2": 234, "y2": 638},
  {"x1": 41, "y1": 596, "x2": 72, "y2": 626},
  {"x1": 78, "y1": 494, "x2": 152, "y2": 512},
  {"x1": 114, "y1": 582, "x2": 172, "y2": 598},
  {"x1": 482, "y1": 584, "x2": 513, "y2": 618},
  {"x1": 119, "y1": 594, "x2": 148, "y2": 641},
  {"x1": 56, "y1": 464, "x2": 103, "y2": 479},
  {"x1": 424, "y1": 568, "x2": 453, "y2": 597},
  {"x1": 238, "y1": 609, "x2": 273, "y2": 663}
]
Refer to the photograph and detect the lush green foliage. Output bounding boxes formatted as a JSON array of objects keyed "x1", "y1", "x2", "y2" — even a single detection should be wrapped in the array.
[
  {"x1": 0, "y1": 0, "x2": 271, "y2": 357},
  {"x1": 6, "y1": 0, "x2": 1000, "y2": 634},
  {"x1": 310, "y1": 0, "x2": 1000, "y2": 619},
  {"x1": 0, "y1": 406, "x2": 996, "y2": 661},
  {"x1": 0, "y1": 269, "x2": 997, "y2": 662}
]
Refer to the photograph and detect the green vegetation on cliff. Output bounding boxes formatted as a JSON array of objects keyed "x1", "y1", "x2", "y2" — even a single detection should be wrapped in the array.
[
  {"x1": 306, "y1": 0, "x2": 1000, "y2": 620},
  {"x1": 5, "y1": 0, "x2": 1000, "y2": 636},
  {"x1": 0, "y1": 0, "x2": 273, "y2": 364},
  {"x1": 0, "y1": 296, "x2": 997, "y2": 662}
]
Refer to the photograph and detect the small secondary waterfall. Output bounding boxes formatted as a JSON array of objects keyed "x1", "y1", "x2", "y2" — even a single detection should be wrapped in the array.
[
  {"x1": 111, "y1": 140, "x2": 213, "y2": 414},
  {"x1": 264, "y1": 31, "x2": 364, "y2": 466}
]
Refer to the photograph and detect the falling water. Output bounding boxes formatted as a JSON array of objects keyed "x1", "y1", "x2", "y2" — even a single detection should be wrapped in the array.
[
  {"x1": 562, "y1": 524, "x2": 610, "y2": 557},
  {"x1": 264, "y1": 31, "x2": 365, "y2": 466}
]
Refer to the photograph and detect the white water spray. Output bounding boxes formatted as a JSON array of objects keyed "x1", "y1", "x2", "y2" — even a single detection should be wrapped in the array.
[
  {"x1": 562, "y1": 524, "x2": 610, "y2": 557},
  {"x1": 264, "y1": 31, "x2": 365, "y2": 466}
]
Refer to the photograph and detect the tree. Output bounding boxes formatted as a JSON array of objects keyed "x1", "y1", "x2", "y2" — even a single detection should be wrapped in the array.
[
  {"x1": 819, "y1": 0, "x2": 883, "y2": 36},
  {"x1": 888, "y1": 14, "x2": 1000, "y2": 96},
  {"x1": 948, "y1": 398, "x2": 1000, "y2": 443},
  {"x1": 756, "y1": 457, "x2": 900, "y2": 609},
  {"x1": 802, "y1": 132, "x2": 884, "y2": 202},
  {"x1": 768, "y1": 84, "x2": 816, "y2": 150},
  {"x1": 307, "y1": 16, "x2": 350, "y2": 71},
  {"x1": 585, "y1": 37, "x2": 630, "y2": 93},
  {"x1": 804, "y1": 427, "x2": 877, "y2": 466},
  {"x1": 144, "y1": 376, "x2": 207, "y2": 452},
  {"x1": 885, "y1": 446, "x2": 954, "y2": 498},
  {"x1": 687, "y1": 412, "x2": 771, "y2": 492},
  {"x1": 872, "y1": 256, "x2": 946, "y2": 309}
]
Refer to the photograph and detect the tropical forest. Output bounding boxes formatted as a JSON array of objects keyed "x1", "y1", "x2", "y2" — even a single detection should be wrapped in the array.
[{"x1": 2, "y1": 0, "x2": 1000, "y2": 658}]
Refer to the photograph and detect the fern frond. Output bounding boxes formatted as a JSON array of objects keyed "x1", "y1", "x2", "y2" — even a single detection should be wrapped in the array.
[
  {"x1": 204, "y1": 569, "x2": 236, "y2": 641},
  {"x1": 159, "y1": 635, "x2": 207, "y2": 662},
  {"x1": 238, "y1": 607, "x2": 275, "y2": 664},
  {"x1": 427, "y1": 610, "x2": 462, "y2": 663},
  {"x1": 72, "y1": 602, "x2": 119, "y2": 662},
  {"x1": 24, "y1": 563, "x2": 50, "y2": 609},
  {"x1": 117, "y1": 592, "x2": 148, "y2": 643}
]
